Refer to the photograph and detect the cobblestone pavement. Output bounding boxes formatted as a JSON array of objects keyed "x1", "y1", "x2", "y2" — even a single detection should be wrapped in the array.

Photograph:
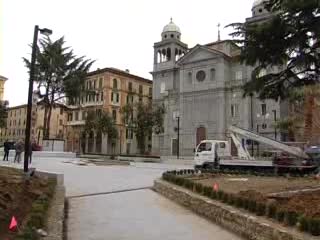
[{"x1": 0, "y1": 156, "x2": 242, "y2": 239}]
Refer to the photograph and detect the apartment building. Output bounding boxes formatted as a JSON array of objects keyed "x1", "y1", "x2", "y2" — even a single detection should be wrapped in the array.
[
  {"x1": 65, "y1": 68, "x2": 153, "y2": 155},
  {"x1": 0, "y1": 102, "x2": 67, "y2": 145}
]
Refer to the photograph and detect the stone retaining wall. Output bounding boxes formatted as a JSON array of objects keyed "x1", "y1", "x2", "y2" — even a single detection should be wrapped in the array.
[
  {"x1": 154, "y1": 179, "x2": 317, "y2": 240},
  {"x1": 39, "y1": 172, "x2": 65, "y2": 240}
]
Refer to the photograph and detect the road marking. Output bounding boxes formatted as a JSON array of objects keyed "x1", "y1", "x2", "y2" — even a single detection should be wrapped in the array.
[{"x1": 68, "y1": 187, "x2": 152, "y2": 199}]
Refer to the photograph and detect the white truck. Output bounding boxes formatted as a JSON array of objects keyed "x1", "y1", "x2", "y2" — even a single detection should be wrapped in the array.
[{"x1": 194, "y1": 125, "x2": 313, "y2": 170}]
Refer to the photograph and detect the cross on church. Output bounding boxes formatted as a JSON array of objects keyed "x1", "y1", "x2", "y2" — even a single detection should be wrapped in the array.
[{"x1": 217, "y1": 23, "x2": 221, "y2": 41}]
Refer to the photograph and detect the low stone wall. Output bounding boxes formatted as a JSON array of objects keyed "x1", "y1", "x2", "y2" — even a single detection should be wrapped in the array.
[
  {"x1": 118, "y1": 155, "x2": 161, "y2": 163},
  {"x1": 38, "y1": 171, "x2": 65, "y2": 240},
  {"x1": 154, "y1": 179, "x2": 317, "y2": 240}
]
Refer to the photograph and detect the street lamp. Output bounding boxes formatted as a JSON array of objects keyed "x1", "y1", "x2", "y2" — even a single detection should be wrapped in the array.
[
  {"x1": 272, "y1": 110, "x2": 277, "y2": 140},
  {"x1": 173, "y1": 111, "x2": 180, "y2": 159},
  {"x1": 256, "y1": 113, "x2": 270, "y2": 157},
  {"x1": 24, "y1": 25, "x2": 52, "y2": 173}
]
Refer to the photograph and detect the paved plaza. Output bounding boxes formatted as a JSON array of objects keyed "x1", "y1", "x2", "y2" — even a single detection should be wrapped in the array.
[{"x1": 0, "y1": 156, "x2": 242, "y2": 239}]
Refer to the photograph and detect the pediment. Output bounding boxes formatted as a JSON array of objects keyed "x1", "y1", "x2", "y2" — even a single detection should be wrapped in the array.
[{"x1": 177, "y1": 45, "x2": 225, "y2": 65}]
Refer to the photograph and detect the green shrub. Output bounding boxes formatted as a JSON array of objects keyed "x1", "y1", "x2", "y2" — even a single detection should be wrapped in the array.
[
  {"x1": 222, "y1": 193, "x2": 229, "y2": 203},
  {"x1": 256, "y1": 203, "x2": 266, "y2": 216},
  {"x1": 298, "y1": 215, "x2": 309, "y2": 232},
  {"x1": 285, "y1": 211, "x2": 299, "y2": 226},
  {"x1": 248, "y1": 200, "x2": 257, "y2": 213},
  {"x1": 195, "y1": 183, "x2": 204, "y2": 194},
  {"x1": 243, "y1": 198, "x2": 250, "y2": 210},
  {"x1": 16, "y1": 227, "x2": 39, "y2": 240},
  {"x1": 235, "y1": 197, "x2": 244, "y2": 208},
  {"x1": 28, "y1": 212, "x2": 45, "y2": 229},
  {"x1": 308, "y1": 218, "x2": 320, "y2": 236},
  {"x1": 210, "y1": 190, "x2": 217, "y2": 199},
  {"x1": 203, "y1": 186, "x2": 213, "y2": 197},
  {"x1": 276, "y1": 209, "x2": 285, "y2": 222},
  {"x1": 217, "y1": 190, "x2": 224, "y2": 200},
  {"x1": 267, "y1": 204, "x2": 277, "y2": 219},
  {"x1": 228, "y1": 194, "x2": 236, "y2": 205}
]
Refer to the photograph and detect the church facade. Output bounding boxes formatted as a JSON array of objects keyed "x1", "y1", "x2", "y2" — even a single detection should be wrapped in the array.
[{"x1": 152, "y1": 1, "x2": 287, "y2": 156}]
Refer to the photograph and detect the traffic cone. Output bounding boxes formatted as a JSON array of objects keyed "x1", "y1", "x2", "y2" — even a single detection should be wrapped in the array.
[
  {"x1": 9, "y1": 216, "x2": 17, "y2": 230},
  {"x1": 213, "y1": 183, "x2": 219, "y2": 192}
]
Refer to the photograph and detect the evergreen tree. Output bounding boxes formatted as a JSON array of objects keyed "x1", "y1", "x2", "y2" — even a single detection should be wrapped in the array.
[
  {"x1": 23, "y1": 37, "x2": 94, "y2": 138},
  {"x1": 229, "y1": 0, "x2": 320, "y2": 100}
]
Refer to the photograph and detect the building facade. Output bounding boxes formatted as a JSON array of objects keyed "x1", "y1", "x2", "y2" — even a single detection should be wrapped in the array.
[
  {"x1": 65, "y1": 68, "x2": 152, "y2": 155},
  {"x1": 0, "y1": 75, "x2": 7, "y2": 101},
  {"x1": 0, "y1": 103, "x2": 67, "y2": 145},
  {"x1": 152, "y1": 2, "x2": 286, "y2": 156}
]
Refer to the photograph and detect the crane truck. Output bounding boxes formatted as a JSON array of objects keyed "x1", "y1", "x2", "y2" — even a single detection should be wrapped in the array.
[{"x1": 194, "y1": 125, "x2": 320, "y2": 173}]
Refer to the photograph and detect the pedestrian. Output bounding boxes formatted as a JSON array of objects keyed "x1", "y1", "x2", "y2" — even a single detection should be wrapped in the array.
[
  {"x1": 29, "y1": 142, "x2": 33, "y2": 164},
  {"x1": 14, "y1": 140, "x2": 24, "y2": 164},
  {"x1": 3, "y1": 139, "x2": 10, "y2": 161},
  {"x1": 213, "y1": 143, "x2": 220, "y2": 169}
]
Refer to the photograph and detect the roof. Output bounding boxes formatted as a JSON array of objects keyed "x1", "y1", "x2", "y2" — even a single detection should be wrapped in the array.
[
  {"x1": 176, "y1": 44, "x2": 231, "y2": 65},
  {"x1": 162, "y1": 19, "x2": 181, "y2": 34},
  {"x1": 205, "y1": 39, "x2": 240, "y2": 50},
  {"x1": 87, "y1": 67, "x2": 152, "y2": 85},
  {"x1": 0, "y1": 75, "x2": 8, "y2": 81}
]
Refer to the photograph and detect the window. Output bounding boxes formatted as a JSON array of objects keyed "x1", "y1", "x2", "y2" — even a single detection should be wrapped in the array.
[
  {"x1": 261, "y1": 103, "x2": 267, "y2": 116},
  {"x1": 139, "y1": 85, "x2": 143, "y2": 95},
  {"x1": 59, "y1": 119, "x2": 63, "y2": 126},
  {"x1": 60, "y1": 108, "x2": 63, "y2": 115},
  {"x1": 96, "y1": 109, "x2": 102, "y2": 117},
  {"x1": 116, "y1": 93, "x2": 119, "y2": 103},
  {"x1": 112, "y1": 110, "x2": 117, "y2": 121},
  {"x1": 128, "y1": 82, "x2": 133, "y2": 92},
  {"x1": 99, "y1": 77, "x2": 103, "y2": 88},
  {"x1": 68, "y1": 113, "x2": 73, "y2": 121},
  {"x1": 113, "y1": 79, "x2": 118, "y2": 89},
  {"x1": 126, "y1": 129, "x2": 133, "y2": 139},
  {"x1": 197, "y1": 142, "x2": 212, "y2": 152},
  {"x1": 188, "y1": 72, "x2": 192, "y2": 83},
  {"x1": 235, "y1": 71, "x2": 242, "y2": 80},
  {"x1": 262, "y1": 123, "x2": 267, "y2": 129},
  {"x1": 210, "y1": 68, "x2": 216, "y2": 81},
  {"x1": 101, "y1": 92, "x2": 104, "y2": 101},
  {"x1": 160, "y1": 82, "x2": 166, "y2": 94},
  {"x1": 231, "y1": 104, "x2": 239, "y2": 118},
  {"x1": 75, "y1": 111, "x2": 79, "y2": 121},
  {"x1": 139, "y1": 97, "x2": 142, "y2": 102},
  {"x1": 196, "y1": 70, "x2": 206, "y2": 82},
  {"x1": 93, "y1": 80, "x2": 96, "y2": 89},
  {"x1": 149, "y1": 87, "x2": 152, "y2": 97}
]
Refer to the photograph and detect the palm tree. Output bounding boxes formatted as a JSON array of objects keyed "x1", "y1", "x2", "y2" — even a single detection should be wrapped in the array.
[
  {"x1": 84, "y1": 110, "x2": 118, "y2": 153},
  {"x1": 23, "y1": 37, "x2": 94, "y2": 139}
]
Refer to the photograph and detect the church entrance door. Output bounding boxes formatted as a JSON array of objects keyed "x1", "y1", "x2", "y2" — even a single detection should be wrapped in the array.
[{"x1": 196, "y1": 127, "x2": 206, "y2": 146}]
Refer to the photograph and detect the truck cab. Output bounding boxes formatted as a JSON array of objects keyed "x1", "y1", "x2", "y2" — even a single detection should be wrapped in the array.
[{"x1": 194, "y1": 140, "x2": 231, "y2": 168}]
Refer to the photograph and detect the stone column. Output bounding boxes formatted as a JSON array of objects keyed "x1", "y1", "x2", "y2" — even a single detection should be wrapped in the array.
[{"x1": 93, "y1": 132, "x2": 97, "y2": 153}]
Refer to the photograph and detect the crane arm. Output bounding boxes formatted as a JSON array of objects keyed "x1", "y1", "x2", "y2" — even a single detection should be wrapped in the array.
[{"x1": 229, "y1": 125, "x2": 309, "y2": 159}]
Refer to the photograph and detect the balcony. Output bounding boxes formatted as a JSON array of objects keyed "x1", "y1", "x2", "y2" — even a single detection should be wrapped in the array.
[{"x1": 66, "y1": 120, "x2": 85, "y2": 126}]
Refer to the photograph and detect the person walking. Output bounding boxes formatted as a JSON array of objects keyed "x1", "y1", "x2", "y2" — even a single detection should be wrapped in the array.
[
  {"x1": 29, "y1": 142, "x2": 33, "y2": 164},
  {"x1": 3, "y1": 139, "x2": 10, "y2": 161},
  {"x1": 14, "y1": 140, "x2": 24, "y2": 164}
]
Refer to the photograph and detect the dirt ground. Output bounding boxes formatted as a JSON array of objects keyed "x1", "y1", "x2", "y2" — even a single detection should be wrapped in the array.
[
  {"x1": 0, "y1": 167, "x2": 52, "y2": 239},
  {"x1": 195, "y1": 174, "x2": 320, "y2": 195},
  {"x1": 192, "y1": 174, "x2": 320, "y2": 218}
]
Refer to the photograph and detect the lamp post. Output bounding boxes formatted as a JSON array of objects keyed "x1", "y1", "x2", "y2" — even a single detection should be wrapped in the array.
[
  {"x1": 272, "y1": 110, "x2": 277, "y2": 140},
  {"x1": 24, "y1": 25, "x2": 52, "y2": 173},
  {"x1": 173, "y1": 111, "x2": 180, "y2": 159},
  {"x1": 256, "y1": 124, "x2": 260, "y2": 156}
]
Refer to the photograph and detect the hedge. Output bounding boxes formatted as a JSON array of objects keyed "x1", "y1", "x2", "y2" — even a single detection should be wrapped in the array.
[{"x1": 162, "y1": 170, "x2": 320, "y2": 236}]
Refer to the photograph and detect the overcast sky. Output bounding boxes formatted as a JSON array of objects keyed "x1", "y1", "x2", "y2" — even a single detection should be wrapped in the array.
[{"x1": 1, "y1": 0, "x2": 253, "y2": 107}]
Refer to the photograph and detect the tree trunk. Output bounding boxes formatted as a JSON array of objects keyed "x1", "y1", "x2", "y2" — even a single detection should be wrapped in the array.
[
  {"x1": 45, "y1": 92, "x2": 55, "y2": 139},
  {"x1": 46, "y1": 103, "x2": 53, "y2": 139},
  {"x1": 43, "y1": 105, "x2": 48, "y2": 139}
]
